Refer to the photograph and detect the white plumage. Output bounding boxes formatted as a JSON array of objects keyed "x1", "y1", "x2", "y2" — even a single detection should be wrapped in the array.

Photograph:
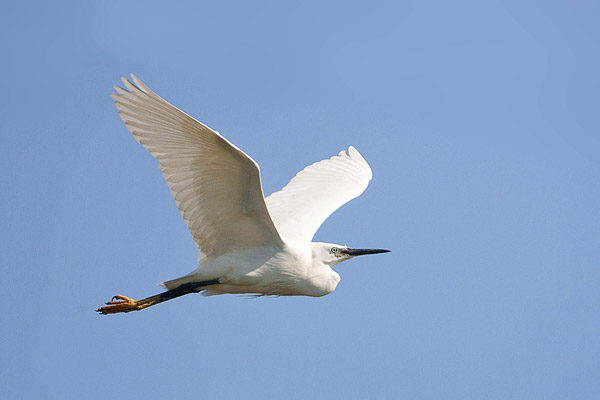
[
  {"x1": 98, "y1": 75, "x2": 388, "y2": 314},
  {"x1": 266, "y1": 146, "x2": 372, "y2": 242},
  {"x1": 112, "y1": 76, "x2": 282, "y2": 258}
]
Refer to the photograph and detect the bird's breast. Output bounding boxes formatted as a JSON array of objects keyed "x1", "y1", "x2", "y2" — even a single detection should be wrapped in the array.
[{"x1": 303, "y1": 266, "x2": 341, "y2": 297}]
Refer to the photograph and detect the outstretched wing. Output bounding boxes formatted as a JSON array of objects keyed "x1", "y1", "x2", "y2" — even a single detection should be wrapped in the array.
[
  {"x1": 112, "y1": 75, "x2": 283, "y2": 258},
  {"x1": 265, "y1": 146, "x2": 372, "y2": 242}
]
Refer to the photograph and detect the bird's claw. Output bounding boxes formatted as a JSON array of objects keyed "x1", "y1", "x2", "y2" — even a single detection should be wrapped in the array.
[{"x1": 96, "y1": 295, "x2": 140, "y2": 315}]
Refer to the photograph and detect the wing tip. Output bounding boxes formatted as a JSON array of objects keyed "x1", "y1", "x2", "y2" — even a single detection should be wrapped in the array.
[
  {"x1": 346, "y1": 145, "x2": 361, "y2": 159},
  {"x1": 130, "y1": 74, "x2": 151, "y2": 93},
  {"x1": 339, "y1": 145, "x2": 361, "y2": 158},
  {"x1": 345, "y1": 145, "x2": 372, "y2": 179}
]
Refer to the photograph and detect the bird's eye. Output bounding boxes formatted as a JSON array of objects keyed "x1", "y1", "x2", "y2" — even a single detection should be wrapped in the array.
[{"x1": 331, "y1": 247, "x2": 338, "y2": 253}]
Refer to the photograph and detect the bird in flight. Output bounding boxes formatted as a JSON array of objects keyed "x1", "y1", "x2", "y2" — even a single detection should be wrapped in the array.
[{"x1": 97, "y1": 75, "x2": 389, "y2": 315}]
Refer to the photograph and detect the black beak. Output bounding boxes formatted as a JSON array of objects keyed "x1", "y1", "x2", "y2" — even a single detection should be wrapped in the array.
[{"x1": 341, "y1": 248, "x2": 391, "y2": 256}]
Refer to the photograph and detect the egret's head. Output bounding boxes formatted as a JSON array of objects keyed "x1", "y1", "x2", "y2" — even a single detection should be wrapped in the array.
[{"x1": 313, "y1": 242, "x2": 390, "y2": 266}]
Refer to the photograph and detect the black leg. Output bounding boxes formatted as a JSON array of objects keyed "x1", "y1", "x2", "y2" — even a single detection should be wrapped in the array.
[{"x1": 96, "y1": 279, "x2": 220, "y2": 315}]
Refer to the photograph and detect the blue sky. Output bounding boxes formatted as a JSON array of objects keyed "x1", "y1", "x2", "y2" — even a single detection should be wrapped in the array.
[{"x1": 1, "y1": 1, "x2": 599, "y2": 398}]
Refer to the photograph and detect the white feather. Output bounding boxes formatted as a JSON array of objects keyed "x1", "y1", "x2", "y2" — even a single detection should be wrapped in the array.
[
  {"x1": 112, "y1": 75, "x2": 283, "y2": 259},
  {"x1": 265, "y1": 147, "x2": 372, "y2": 242}
]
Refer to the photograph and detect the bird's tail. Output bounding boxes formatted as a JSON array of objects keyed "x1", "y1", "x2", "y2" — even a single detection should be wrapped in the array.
[{"x1": 162, "y1": 274, "x2": 198, "y2": 290}]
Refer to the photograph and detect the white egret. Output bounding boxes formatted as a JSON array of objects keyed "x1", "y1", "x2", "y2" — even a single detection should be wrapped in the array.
[{"x1": 97, "y1": 75, "x2": 389, "y2": 315}]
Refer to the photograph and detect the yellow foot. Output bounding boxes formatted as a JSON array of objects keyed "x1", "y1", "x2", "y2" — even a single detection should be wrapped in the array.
[{"x1": 96, "y1": 295, "x2": 142, "y2": 315}]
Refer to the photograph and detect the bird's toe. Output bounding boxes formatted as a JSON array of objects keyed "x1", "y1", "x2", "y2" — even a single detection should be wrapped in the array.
[{"x1": 96, "y1": 295, "x2": 140, "y2": 315}]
